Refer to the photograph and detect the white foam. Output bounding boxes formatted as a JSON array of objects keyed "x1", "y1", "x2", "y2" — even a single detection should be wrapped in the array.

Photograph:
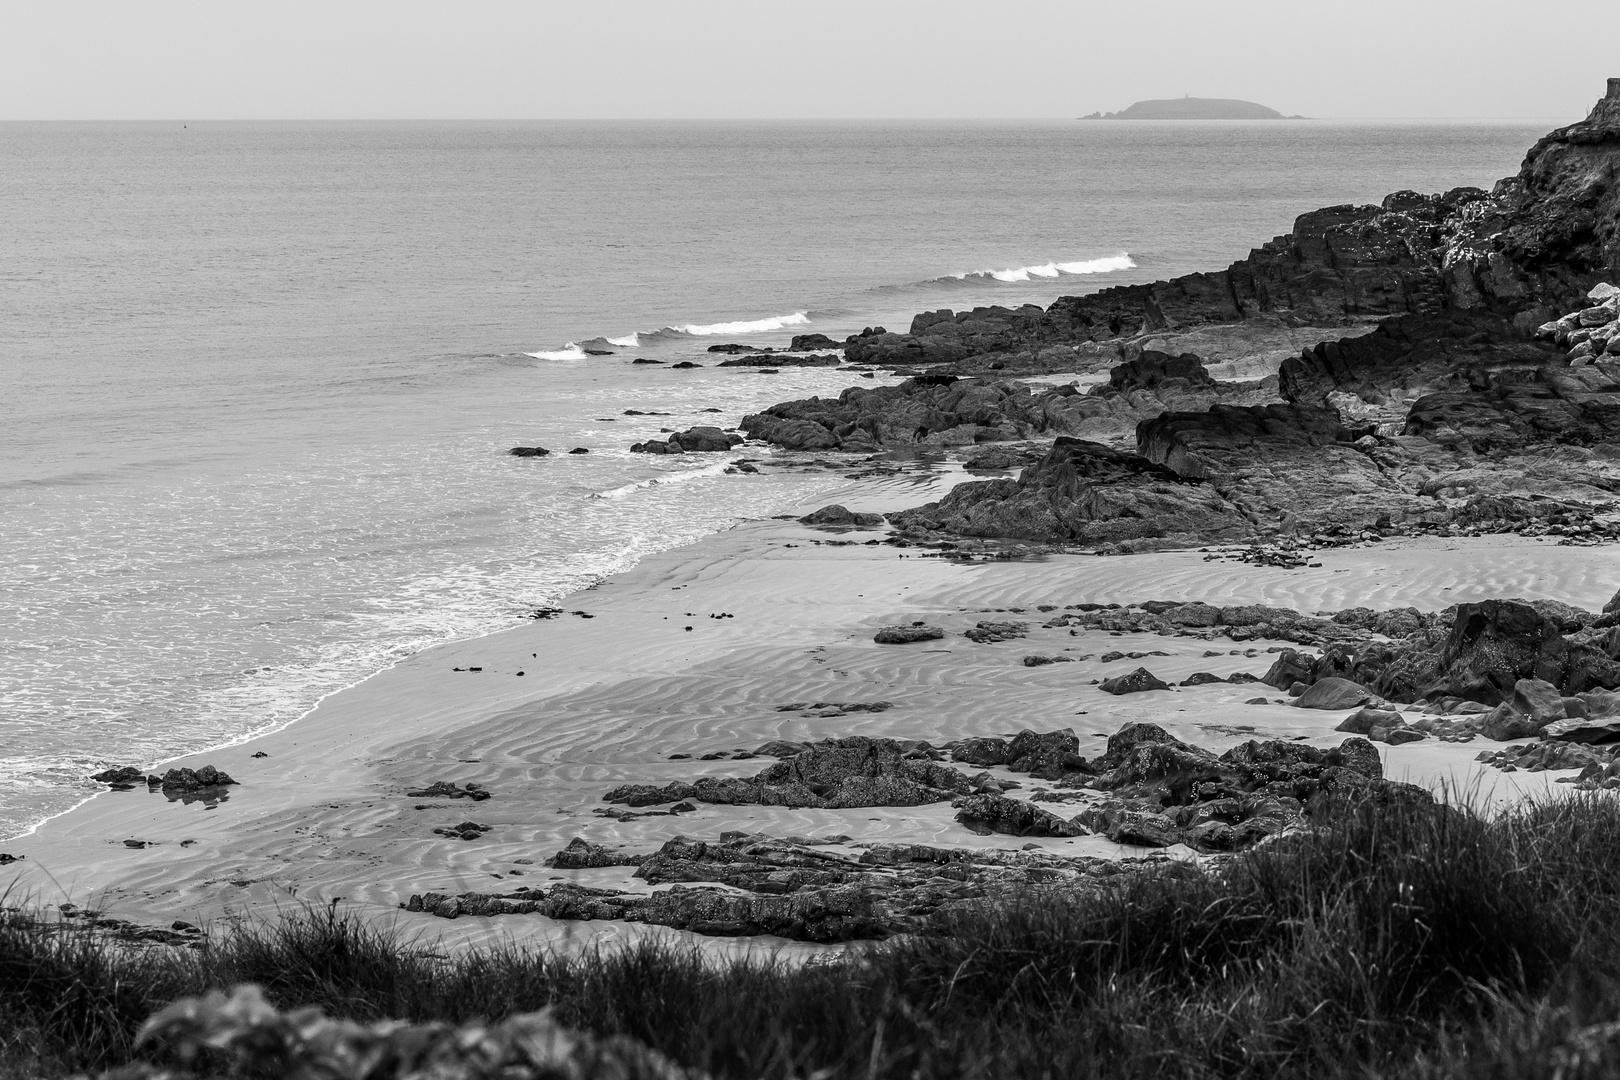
[
  {"x1": 606, "y1": 333, "x2": 641, "y2": 348},
  {"x1": 591, "y1": 460, "x2": 737, "y2": 501},
  {"x1": 525, "y1": 343, "x2": 588, "y2": 361},
  {"x1": 956, "y1": 254, "x2": 1135, "y2": 283},
  {"x1": 668, "y1": 312, "x2": 810, "y2": 336}
]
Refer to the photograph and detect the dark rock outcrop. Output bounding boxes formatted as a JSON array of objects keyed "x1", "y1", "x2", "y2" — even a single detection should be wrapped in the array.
[
  {"x1": 632, "y1": 426, "x2": 744, "y2": 454},
  {"x1": 153, "y1": 766, "x2": 236, "y2": 792},
  {"x1": 799, "y1": 504, "x2": 885, "y2": 527},
  {"x1": 955, "y1": 794, "x2": 1085, "y2": 837},
  {"x1": 888, "y1": 436, "x2": 1250, "y2": 547},
  {"x1": 1278, "y1": 313, "x2": 1556, "y2": 409},
  {"x1": 603, "y1": 737, "x2": 974, "y2": 811},
  {"x1": 90, "y1": 766, "x2": 145, "y2": 789},
  {"x1": 1098, "y1": 667, "x2": 1171, "y2": 695},
  {"x1": 404, "y1": 781, "x2": 491, "y2": 801},
  {"x1": 718, "y1": 353, "x2": 840, "y2": 367},
  {"x1": 1373, "y1": 598, "x2": 1620, "y2": 705},
  {"x1": 963, "y1": 620, "x2": 1027, "y2": 643},
  {"x1": 407, "y1": 833, "x2": 1145, "y2": 942},
  {"x1": 874, "y1": 624, "x2": 944, "y2": 644},
  {"x1": 1292, "y1": 677, "x2": 1372, "y2": 710},
  {"x1": 742, "y1": 354, "x2": 1276, "y2": 452}
]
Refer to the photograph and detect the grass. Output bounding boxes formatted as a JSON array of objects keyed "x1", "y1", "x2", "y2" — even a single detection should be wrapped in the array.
[{"x1": 7, "y1": 791, "x2": 1620, "y2": 1078}]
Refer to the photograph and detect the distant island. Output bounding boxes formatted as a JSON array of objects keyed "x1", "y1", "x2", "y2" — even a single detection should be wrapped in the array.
[{"x1": 1081, "y1": 96, "x2": 1305, "y2": 120}]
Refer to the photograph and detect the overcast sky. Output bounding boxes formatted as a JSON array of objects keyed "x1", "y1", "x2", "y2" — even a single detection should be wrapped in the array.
[{"x1": 2, "y1": 0, "x2": 1613, "y2": 121}]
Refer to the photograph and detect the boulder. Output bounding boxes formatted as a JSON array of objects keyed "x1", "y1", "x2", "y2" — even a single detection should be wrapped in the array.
[
  {"x1": 1005, "y1": 729, "x2": 1083, "y2": 778},
  {"x1": 157, "y1": 766, "x2": 237, "y2": 791},
  {"x1": 954, "y1": 794, "x2": 1085, "y2": 837},
  {"x1": 1262, "y1": 650, "x2": 1318, "y2": 690},
  {"x1": 507, "y1": 446, "x2": 550, "y2": 457},
  {"x1": 1480, "y1": 704, "x2": 1542, "y2": 742},
  {"x1": 1336, "y1": 707, "x2": 1405, "y2": 735},
  {"x1": 951, "y1": 737, "x2": 1011, "y2": 766},
  {"x1": 1098, "y1": 667, "x2": 1171, "y2": 695},
  {"x1": 798, "y1": 504, "x2": 885, "y2": 527},
  {"x1": 1293, "y1": 678, "x2": 1372, "y2": 710},
  {"x1": 790, "y1": 333, "x2": 842, "y2": 351},
  {"x1": 1180, "y1": 672, "x2": 1227, "y2": 686},
  {"x1": 666, "y1": 426, "x2": 744, "y2": 452},
  {"x1": 90, "y1": 766, "x2": 146, "y2": 788},
  {"x1": 1511, "y1": 678, "x2": 1568, "y2": 724}
]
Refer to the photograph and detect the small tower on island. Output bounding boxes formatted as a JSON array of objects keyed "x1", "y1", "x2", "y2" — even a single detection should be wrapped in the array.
[{"x1": 1609, "y1": 76, "x2": 1620, "y2": 100}]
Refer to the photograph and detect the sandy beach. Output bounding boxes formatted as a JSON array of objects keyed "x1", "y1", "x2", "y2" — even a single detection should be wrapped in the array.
[{"x1": 7, "y1": 460, "x2": 1619, "y2": 954}]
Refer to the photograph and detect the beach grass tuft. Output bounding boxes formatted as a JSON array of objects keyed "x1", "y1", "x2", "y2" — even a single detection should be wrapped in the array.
[{"x1": 7, "y1": 791, "x2": 1620, "y2": 1077}]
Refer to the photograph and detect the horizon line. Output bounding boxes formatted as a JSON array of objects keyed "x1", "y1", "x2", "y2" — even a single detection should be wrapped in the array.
[{"x1": 0, "y1": 114, "x2": 1580, "y2": 124}]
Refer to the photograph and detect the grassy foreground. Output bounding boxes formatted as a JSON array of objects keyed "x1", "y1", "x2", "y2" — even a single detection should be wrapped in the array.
[{"x1": 6, "y1": 792, "x2": 1620, "y2": 1079}]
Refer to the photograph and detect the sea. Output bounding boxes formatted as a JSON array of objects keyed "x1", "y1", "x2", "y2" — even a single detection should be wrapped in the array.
[{"x1": 0, "y1": 118, "x2": 1559, "y2": 840}]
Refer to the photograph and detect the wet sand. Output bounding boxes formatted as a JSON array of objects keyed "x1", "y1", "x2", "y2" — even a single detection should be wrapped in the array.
[{"x1": 8, "y1": 474, "x2": 1619, "y2": 954}]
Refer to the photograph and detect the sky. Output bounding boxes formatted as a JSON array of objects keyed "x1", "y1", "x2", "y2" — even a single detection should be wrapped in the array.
[{"x1": 0, "y1": 0, "x2": 1614, "y2": 121}]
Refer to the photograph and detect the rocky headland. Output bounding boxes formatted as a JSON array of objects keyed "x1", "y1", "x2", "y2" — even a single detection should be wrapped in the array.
[{"x1": 743, "y1": 83, "x2": 1620, "y2": 556}]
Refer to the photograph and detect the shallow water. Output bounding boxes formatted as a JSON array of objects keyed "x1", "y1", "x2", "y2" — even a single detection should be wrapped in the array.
[{"x1": 0, "y1": 118, "x2": 1559, "y2": 837}]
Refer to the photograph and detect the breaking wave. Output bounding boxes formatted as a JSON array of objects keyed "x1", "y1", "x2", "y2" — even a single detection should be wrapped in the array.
[
  {"x1": 524, "y1": 343, "x2": 588, "y2": 361},
  {"x1": 591, "y1": 459, "x2": 738, "y2": 500},
  {"x1": 953, "y1": 254, "x2": 1135, "y2": 283},
  {"x1": 646, "y1": 311, "x2": 811, "y2": 339},
  {"x1": 525, "y1": 255, "x2": 1129, "y2": 361},
  {"x1": 528, "y1": 312, "x2": 811, "y2": 361}
]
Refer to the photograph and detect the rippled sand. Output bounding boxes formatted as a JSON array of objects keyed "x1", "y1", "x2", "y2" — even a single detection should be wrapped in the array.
[{"x1": 9, "y1": 470, "x2": 1618, "y2": 954}]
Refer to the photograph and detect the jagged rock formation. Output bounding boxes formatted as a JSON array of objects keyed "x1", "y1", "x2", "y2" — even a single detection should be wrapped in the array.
[
  {"x1": 1371, "y1": 598, "x2": 1620, "y2": 705},
  {"x1": 740, "y1": 354, "x2": 1276, "y2": 451},
  {"x1": 887, "y1": 437, "x2": 1251, "y2": 546},
  {"x1": 1278, "y1": 312, "x2": 1556, "y2": 409},
  {"x1": 887, "y1": 315, "x2": 1620, "y2": 548}
]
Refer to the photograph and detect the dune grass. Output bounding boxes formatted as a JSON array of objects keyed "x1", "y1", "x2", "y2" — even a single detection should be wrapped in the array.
[{"x1": 6, "y1": 791, "x2": 1620, "y2": 1078}]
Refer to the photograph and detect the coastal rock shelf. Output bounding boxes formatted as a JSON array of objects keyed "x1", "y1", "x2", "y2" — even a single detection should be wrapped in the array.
[
  {"x1": 741, "y1": 350, "x2": 1277, "y2": 451},
  {"x1": 404, "y1": 722, "x2": 1429, "y2": 940},
  {"x1": 406, "y1": 834, "x2": 1156, "y2": 942}
]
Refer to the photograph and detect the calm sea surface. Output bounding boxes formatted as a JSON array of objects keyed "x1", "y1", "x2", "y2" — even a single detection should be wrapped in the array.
[{"x1": 0, "y1": 119, "x2": 1557, "y2": 838}]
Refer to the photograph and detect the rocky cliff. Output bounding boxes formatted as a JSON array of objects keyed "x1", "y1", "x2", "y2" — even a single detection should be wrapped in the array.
[{"x1": 842, "y1": 82, "x2": 1620, "y2": 371}]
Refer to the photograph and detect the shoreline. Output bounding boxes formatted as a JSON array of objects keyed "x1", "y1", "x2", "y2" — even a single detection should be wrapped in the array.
[
  {"x1": 8, "y1": 459, "x2": 1619, "y2": 950},
  {"x1": 0, "y1": 443, "x2": 880, "y2": 846}
]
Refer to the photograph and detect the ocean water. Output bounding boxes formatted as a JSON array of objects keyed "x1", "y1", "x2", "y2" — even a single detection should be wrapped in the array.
[{"x1": 0, "y1": 118, "x2": 1557, "y2": 839}]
